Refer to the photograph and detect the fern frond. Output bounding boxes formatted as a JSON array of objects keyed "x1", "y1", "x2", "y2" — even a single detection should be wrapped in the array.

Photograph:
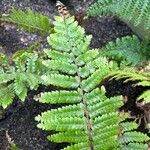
[
  {"x1": 41, "y1": 74, "x2": 79, "y2": 88},
  {"x1": 0, "y1": 9, "x2": 52, "y2": 34},
  {"x1": 0, "y1": 50, "x2": 45, "y2": 108},
  {"x1": 35, "y1": 16, "x2": 149, "y2": 149},
  {"x1": 87, "y1": 0, "x2": 150, "y2": 39},
  {"x1": 93, "y1": 112, "x2": 123, "y2": 130},
  {"x1": 44, "y1": 49, "x2": 73, "y2": 63},
  {"x1": 48, "y1": 131, "x2": 86, "y2": 143},
  {"x1": 42, "y1": 60, "x2": 77, "y2": 75},
  {"x1": 109, "y1": 68, "x2": 149, "y2": 83},
  {"x1": 117, "y1": 123, "x2": 149, "y2": 149},
  {"x1": 14, "y1": 73, "x2": 28, "y2": 101},
  {"x1": 100, "y1": 35, "x2": 150, "y2": 65},
  {"x1": 108, "y1": 66, "x2": 150, "y2": 104},
  {"x1": 0, "y1": 73, "x2": 15, "y2": 84}
]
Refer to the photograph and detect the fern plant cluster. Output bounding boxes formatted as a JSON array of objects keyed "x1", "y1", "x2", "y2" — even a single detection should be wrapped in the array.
[
  {"x1": 0, "y1": 8, "x2": 54, "y2": 108},
  {"x1": 87, "y1": 0, "x2": 150, "y2": 104},
  {"x1": 0, "y1": 8, "x2": 55, "y2": 109},
  {"x1": 0, "y1": 50, "x2": 47, "y2": 108},
  {"x1": 34, "y1": 16, "x2": 150, "y2": 150},
  {"x1": 1, "y1": 1, "x2": 150, "y2": 66},
  {"x1": 87, "y1": 0, "x2": 150, "y2": 66},
  {"x1": 0, "y1": 4, "x2": 150, "y2": 150}
]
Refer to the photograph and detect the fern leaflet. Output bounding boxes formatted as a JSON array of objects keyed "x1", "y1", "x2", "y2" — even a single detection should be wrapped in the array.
[{"x1": 0, "y1": 9, "x2": 52, "y2": 34}]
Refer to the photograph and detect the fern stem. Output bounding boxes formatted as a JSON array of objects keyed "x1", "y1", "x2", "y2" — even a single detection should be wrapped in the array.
[
  {"x1": 73, "y1": 56, "x2": 94, "y2": 150},
  {"x1": 62, "y1": 18, "x2": 94, "y2": 149}
]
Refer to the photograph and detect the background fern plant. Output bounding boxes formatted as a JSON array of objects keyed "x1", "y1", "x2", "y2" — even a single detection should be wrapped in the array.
[
  {"x1": 0, "y1": 9, "x2": 52, "y2": 34},
  {"x1": 0, "y1": 50, "x2": 46, "y2": 108},
  {"x1": 35, "y1": 16, "x2": 149, "y2": 150},
  {"x1": 87, "y1": 0, "x2": 150, "y2": 40},
  {"x1": 100, "y1": 35, "x2": 150, "y2": 66}
]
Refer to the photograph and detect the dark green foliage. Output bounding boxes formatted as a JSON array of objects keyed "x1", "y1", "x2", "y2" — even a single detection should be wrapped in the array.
[
  {"x1": 35, "y1": 16, "x2": 149, "y2": 150},
  {"x1": 100, "y1": 35, "x2": 150, "y2": 66},
  {"x1": 87, "y1": 0, "x2": 150, "y2": 30},
  {"x1": 0, "y1": 9, "x2": 52, "y2": 34}
]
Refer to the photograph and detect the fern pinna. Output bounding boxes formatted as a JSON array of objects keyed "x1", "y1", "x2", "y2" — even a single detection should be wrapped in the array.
[
  {"x1": 35, "y1": 16, "x2": 149, "y2": 150},
  {"x1": 0, "y1": 51, "x2": 45, "y2": 108},
  {"x1": 0, "y1": 9, "x2": 52, "y2": 34}
]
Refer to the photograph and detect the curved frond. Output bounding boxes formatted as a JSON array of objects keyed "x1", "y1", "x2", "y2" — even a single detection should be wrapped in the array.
[
  {"x1": 108, "y1": 66, "x2": 150, "y2": 104},
  {"x1": 87, "y1": 0, "x2": 150, "y2": 31}
]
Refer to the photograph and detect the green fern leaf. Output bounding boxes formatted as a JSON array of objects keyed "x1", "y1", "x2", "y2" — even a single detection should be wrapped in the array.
[
  {"x1": 1, "y1": 9, "x2": 52, "y2": 34},
  {"x1": 118, "y1": 143, "x2": 148, "y2": 150},
  {"x1": 0, "y1": 84, "x2": 15, "y2": 108},
  {"x1": 100, "y1": 35, "x2": 150, "y2": 65},
  {"x1": 41, "y1": 74, "x2": 79, "y2": 88},
  {"x1": 120, "y1": 122, "x2": 138, "y2": 132},
  {"x1": 118, "y1": 131, "x2": 149, "y2": 144},
  {"x1": 108, "y1": 68, "x2": 149, "y2": 83},
  {"x1": 14, "y1": 73, "x2": 27, "y2": 101},
  {"x1": 38, "y1": 91, "x2": 80, "y2": 104},
  {"x1": 0, "y1": 73, "x2": 15, "y2": 84},
  {"x1": 35, "y1": 16, "x2": 148, "y2": 150},
  {"x1": 44, "y1": 49, "x2": 73, "y2": 63},
  {"x1": 108, "y1": 67, "x2": 150, "y2": 105},
  {"x1": 138, "y1": 90, "x2": 150, "y2": 103},
  {"x1": 42, "y1": 60, "x2": 77, "y2": 75}
]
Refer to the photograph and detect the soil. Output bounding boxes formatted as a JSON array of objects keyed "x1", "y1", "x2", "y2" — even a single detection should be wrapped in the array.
[{"x1": 0, "y1": 0, "x2": 147, "y2": 150}]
